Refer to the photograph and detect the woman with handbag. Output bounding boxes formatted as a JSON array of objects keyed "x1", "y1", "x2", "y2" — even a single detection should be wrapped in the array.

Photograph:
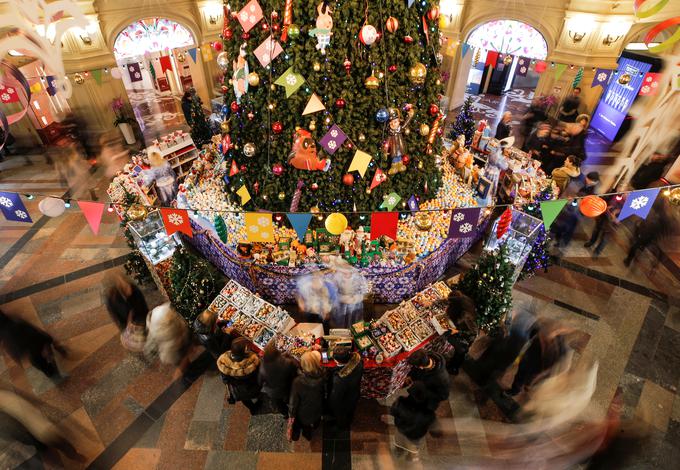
[
  {"x1": 217, "y1": 338, "x2": 262, "y2": 414},
  {"x1": 288, "y1": 351, "x2": 325, "y2": 441}
]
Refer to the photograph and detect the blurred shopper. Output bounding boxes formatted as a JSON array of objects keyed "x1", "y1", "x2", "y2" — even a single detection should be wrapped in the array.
[
  {"x1": 258, "y1": 341, "x2": 298, "y2": 417},
  {"x1": 295, "y1": 271, "x2": 336, "y2": 331},
  {"x1": 288, "y1": 351, "x2": 325, "y2": 441},
  {"x1": 494, "y1": 111, "x2": 513, "y2": 140},
  {"x1": 624, "y1": 202, "x2": 674, "y2": 267},
  {"x1": 105, "y1": 273, "x2": 149, "y2": 352},
  {"x1": 98, "y1": 131, "x2": 129, "y2": 179},
  {"x1": 55, "y1": 145, "x2": 98, "y2": 200},
  {"x1": 327, "y1": 345, "x2": 363, "y2": 428},
  {"x1": 524, "y1": 123, "x2": 552, "y2": 164},
  {"x1": 542, "y1": 124, "x2": 571, "y2": 174},
  {"x1": 407, "y1": 349, "x2": 450, "y2": 410},
  {"x1": 144, "y1": 303, "x2": 190, "y2": 366},
  {"x1": 218, "y1": 337, "x2": 261, "y2": 414},
  {"x1": 630, "y1": 152, "x2": 674, "y2": 190},
  {"x1": 0, "y1": 310, "x2": 66, "y2": 379},
  {"x1": 389, "y1": 382, "x2": 436, "y2": 456},
  {"x1": 193, "y1": 309, "x2": 234, "y2": 358},
  {"x1": 181, "y1": 89, "x2": 193, "y2": 126},
  {"x1": 331, "y1": 259, "x2": 368, "y2": 328},
  {"x1": 584, "y1": 195, "x2": 623, "y2": 258},
  {"x1": 520, "y1": 98, "x2": 548, "y2": 146},
  {"x1": 558, "y1": 87, "x2": 582, "y2": 123},
  {"x1": 551, "y1": 155, "x2": 582, "y2": 195},
  {"x1": 443, "y1": 292, "x2": 478, "y2": 375},
  {"x1": 142, "y1": 150, "x2": 177, "y2": 206}
]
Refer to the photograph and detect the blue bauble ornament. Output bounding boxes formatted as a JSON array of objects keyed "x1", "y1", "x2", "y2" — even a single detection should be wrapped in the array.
[
  {"x1": 221, "y1": 104, "x2": 229, "y2": 116},
  {"x1": 376, "y1": 108, "x2": 389, "y2": 123}
]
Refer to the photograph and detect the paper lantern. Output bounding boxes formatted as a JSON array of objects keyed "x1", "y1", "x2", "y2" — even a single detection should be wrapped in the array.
[
  {"x1": 325, "y1": 212, "x2": 348, "y2": 235},
  {"x1": 579, "y1": 195, "x2": 607, "y2": 217},
  {"x1": 38, "y1": 197, "x2": 66, "y2": 217}
]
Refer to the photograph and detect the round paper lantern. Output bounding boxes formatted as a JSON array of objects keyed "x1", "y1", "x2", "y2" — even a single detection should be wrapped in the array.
[
  {"x1": 579, "y1": 195, "x2": 607, "y2": 217},
  {"x1": 110, "y1": 67, "x2": 122, "y2": 79},
  {"x1": 325, "y1": 212, "x2": 348, "y2": 235},
  {"x1": 359, "y1": 25, "x2": 378, "y2": 46},
  {"x1": 38, "y1": 197, "x2": 66, "y2": 217},
  {"x1": 386, "y1": 17, "x2": 399, "y2": 33}
]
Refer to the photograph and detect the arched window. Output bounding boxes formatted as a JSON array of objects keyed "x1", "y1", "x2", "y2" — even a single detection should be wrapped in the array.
[
  {"x1": 113, "y1": 18, "x2": 195, "y2": 59},
  {"x1": 467, "y1": 20, "x2": 548, "y2": 60}
]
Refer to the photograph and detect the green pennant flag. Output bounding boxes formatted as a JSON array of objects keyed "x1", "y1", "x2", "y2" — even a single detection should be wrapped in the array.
[
  {"x1": 274, "y1": 66, "x2": 305, "y2": 97},
  {"x1": 540, "y1": 199, "x2": 568, "y2": 230},
  {"x1": 91, "y1": 69, "x2": 103, "y2": 85},
  {"x1": 380, "y1": 192, "x2": 401, "y2": 210},
  {"x1": 554, "y1": 63, "x2": 568, "y2": 81}
]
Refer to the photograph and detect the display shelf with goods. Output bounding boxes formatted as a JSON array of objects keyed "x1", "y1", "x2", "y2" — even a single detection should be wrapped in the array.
[
  {"x1": 107, "y1": 153, "x2": 157, "y2": 219},
  {"x1": 147, "y1": 131, "x2": 199, "y2": 180},
  {"x1": 127, "y1": 210, "x2": 182, "y2": 266}
]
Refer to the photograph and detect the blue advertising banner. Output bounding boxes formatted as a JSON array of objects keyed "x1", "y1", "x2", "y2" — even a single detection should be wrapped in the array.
[{"x1": 590, "y1": 57, "x2": 652, "y2": 141}]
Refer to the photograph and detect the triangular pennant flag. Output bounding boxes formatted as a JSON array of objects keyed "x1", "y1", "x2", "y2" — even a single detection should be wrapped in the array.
[
  {"x1": 380, "y1": 192, "x2": 401, "y2": 210},
  {"x1": 127, "y1": 62, "x2": 142, "y2": 82},
  {"x1": 0, "y1": 192, "x2": 32, "y2": 223},
  {"x1": 77, "y1": 201, "x2": 105, "y2": 235},
  {"x1": 461, "y1": 43, "x2": 471, "y2": 58},
  {"x1": 408, "y1": 0, "x2": 415, "y2": 7},
  {"x1": 302, "y1": 93, "x2": 325, "y2": 115},
  {"x1": 91, "y1": 69, "x2": 103, "y2": 85},
  {"x1": 554, "y1": 63, "x2": 568, "y2": 81},
  {"x1": 618, "y1": 188, "x2": 661, "y2": 221},
  {"x1": 274, "y1": 66, "x2": 305, "y2": 97},
  {"x1": 160, "y1": 56, "x2": 173, "y2": 74},
  {"x1": 45, "y1": 76, "x2": 57, "y2": 95},
  {"x1": 639, "y1": 72, "x2": 662, "y2": 96},
  {"x1": 254, "y1": 35, "x2": 283, "y2": 67},
  {"x1": 160, "y1": 208, "x2": 193, "y2": 237},
  {"x1": 187, "y1": 48, "x2": 198, "y2": 63},
  {"x1": 515, "y1": 57, "x2": 529, "y2": 76},
  {"x1": 286, "y1": 213, "x2": 313, "y2": 242},
  {"x1": 348, "y1": 150, "x2": 372, "y2": 177},
  {"x1": 237, "y1": 0, "x2": 264, "y2": 33},
  {"x1": 230, "y1": 160, "x2": 240, "y2": 176},
  {"x1": 370, "y1": 168, "x2": 387, "y2": 190},
  {"x1": 447, "y1": 207, "x2": 481, "y2": 238},
  {"x1": 540, "y1": 199, "x2": 568, "y2": 230},
  {"x1": 201, "y1": 44, "x2": 213, "y2": 61},
  {"x1": 591, "y1": 68, "x2": 612, "y2": 88},
  {"x1": 407, "y1": 195, "x2": 419, "y2": 212},
  {"x1": 485, "y1": 51, "x2": 499, "y2": 68},
  {"x1": 244, "y1": 212, "x2": 274, "y2": 242},
  {"x1": 370, "y1": 212, "x2": 399, "y2": 240},
  {"x1": 236, "y1": 185, "x2": 251, "y2": 205}
]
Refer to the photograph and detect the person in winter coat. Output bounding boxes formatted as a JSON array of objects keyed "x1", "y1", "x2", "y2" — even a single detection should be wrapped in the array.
[
  {"x1": 328, "y1": 346, "x2": 364, "y2": 428},
  {"x1": 551, "y1": 155, "x2": 582, "y2": 195},
  {"x1": 258, "y1": 340, "x2": 298, "y2": 416},
  {"x1": 390, "y1": 381, "x2": 436, "y2": 455},
  {"x1": 105, "y1": 273, "x2": 149, "y2": 352},
  {"x1": 443, "y1": 292, "x2": 478, "y2": 375},
  {"x1": 407, "y1": 349, "x2": 450, "y2": 410},
  {"x1": 217, "y1": 337, "x2": 261, "y2": 414},
  {"x1": 193, "y1": 309, "x2": 235, "y2": 358},
  {"x1": 288, "y1": 350, "x2": 325, "y2": 441},
  {"x1": 144, "y1": 303, "x2": 190, "y2": 366}
]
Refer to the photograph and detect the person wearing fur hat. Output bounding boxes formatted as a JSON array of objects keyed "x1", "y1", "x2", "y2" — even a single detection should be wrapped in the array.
[
  {"x1": 217, "y1": 337, "x2": 261, "y2": 414},
  {"x1": 327, "y1": 345, "x2": 364, "y2": 428}
]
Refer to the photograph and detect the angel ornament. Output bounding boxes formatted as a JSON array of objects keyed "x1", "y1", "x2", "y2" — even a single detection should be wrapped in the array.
[
  {"x1": 386, "y1": 106, "x2": 415, "y2": 175},
  {"x1": 308, "y1": 2, "x2": 333, "y2": 54},
  {"x1": 232, "y1": 43, "x2": 249, "y2": 103}
]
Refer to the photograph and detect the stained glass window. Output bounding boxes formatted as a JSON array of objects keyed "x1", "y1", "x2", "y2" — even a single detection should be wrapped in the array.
[
  {"x1": 114, "y1": 18, "x2": 195, "y2": 59},
  {"x1": 467, "y1": 20, "x2": 548, "y2": 60}
]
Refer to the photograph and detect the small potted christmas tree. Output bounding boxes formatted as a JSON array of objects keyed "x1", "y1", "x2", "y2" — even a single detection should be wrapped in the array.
[
  {"x1": 449, "y1": 96, "x2": 476, "y2": 146},
  {"x1": 111, "y1": 97, "x2": 137, "y2": 145}
]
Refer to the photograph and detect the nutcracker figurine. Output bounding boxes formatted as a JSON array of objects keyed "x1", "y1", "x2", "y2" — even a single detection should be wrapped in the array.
[{"x1": 386, "y1": 106, "x2": 414, "y2": 175}]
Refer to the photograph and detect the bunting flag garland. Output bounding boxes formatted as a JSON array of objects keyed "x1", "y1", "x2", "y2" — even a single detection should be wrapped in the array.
[
  {"x1": 254, "y1": 36, "x2": 283, "y2": 67},
  {"x1": 236, "y1": 185, "x2": 251, "y2": 205},
  {"x1": 591, "y1": 68, "x2": 612, "y2": 88},
  {"x1": 77, "y1": 201, "x2": 105, "y2": 235},
  {"x1": 0, "y1": 84, "x2": 19, "y2": 103},
  {"x1": 370, "y1": 168, "x2": 387, "y2": 190},
  {"x1": 187, "y1": 48, "x2": 198, "y2": 63},
  {"x1": 127, "y1": 62, "x2": 142, "y2": 82},
  {"x1": 201, "y1": 44, "x2": 213, "y2": 61},
  {"x1": 554, "y1": 63, "x2": 568, "y2": 81},
  {"x1": 286, "y1": 213, "x2": 313, "y2": 242},
  {"x1": 516, "y1": 57, "x2": 529, "y2": 76},
  {"x1": 461, "y1": 43, "x2": 471, "y2": 58},
  {"x1": 540, "y1": 199, "x2": 568, "y2": 230},
  {"x1": 380, "y1": 192, "x2": 401, "y2": 211},
  {"x1": 91, "y1": 69, "x2": 103, "y2": 85},
  {"x1": 45, "y1": 76, "x2": 57, "y2": 96},
  {"x1": 407, "y1": 195, "x2": 419, "y2": 212},
  {"x1": 274, "y1": 66, "x2": 305, "y2": 97},
  {"x1": 229, "y1": 160, "x2": 240, "y2": 176},
  {"x1": 347, "y1": 150, "x2": 372, "y2": 177},
  {"x1": 447, "y1": 207, "x2": 480, "y2": 238},
  {"x1": 160, "y1": 56, "x2": 173, "y2": 74},
  {"x1": 496, "y1": 207, "x2": 513, "y2": 239},
  {"x1": 319, "y1": 124, "x2": 347, "y2": 154},
  {"x1": 639, "y1": 72, "x2": 661, "y2": 96},
  {"x1": 160, "y1": 208, "x2": 192, "y2": 237},
  {"x1": 0, "y1": 192, "x2": 32, "y2": 223},
  {"x1": 244, "y1": 212, "x2": 274, "y2": 242},
  {"x1": 302, "y1": 93, "x2": 325, "y2": 115},
  {"x1": 370, "y1": 212, "x2": 399, "y2": 240},
  {"x1": 618, "y1": 187, "x2": 661, "y2": 221},
  {"x1": 485, "y1": 51, "x2": 499, "y2": 68},
  {"x1": 534, "y1": 61, "x2": 547, "y2": 73},
  {"x1": 237, "y1": 0, "x2": 264, "y2": 33}
]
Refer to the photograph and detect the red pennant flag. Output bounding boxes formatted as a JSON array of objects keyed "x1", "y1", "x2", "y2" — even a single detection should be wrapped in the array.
[
  {"x1": 370, "y1": 212, "x2": 399, "y2": 241},
  {"x1": 485, "y1": 51, "x2": 499, "y2": 68},
  {"x1": 229, "y1": 160, "x2": 240, "y2": 176},
  {"x1": 77, "y1": 201, "x2": 105, "y2": 235},
  {"x1": 534, "y1": 60, "x2": 547, "y2": 73},
  {"x1": 639, "y1": 72, "x2": 661, "y2": 96},
  {"x1": 0, "y1": 84, "x2": 20, "y2": 103},
  {"x1": 370, "y1": 168, "x2": 387, "y2": 190},
  {"x1": 160, "y1": 208, "x2": 192, "y2": 237},
  {"x1": 160, "y1": 56, "x2": 173, "y2": 74}
]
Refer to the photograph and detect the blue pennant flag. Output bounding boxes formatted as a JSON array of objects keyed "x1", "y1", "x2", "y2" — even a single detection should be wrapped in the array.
[
  {"x1": 287, "y1": 213, "x2": 313, "y2": 242},
  {"x1": 407, "y1": 195, "x2": 419, "y2": 212},
  {"x1": 461, "y1": 43, "x2": 471, "y2": 58},
  {"x1": 187, "y1": 48, "x2": 198, "y2": 63},
  {"x1": 0, "y1": 192, "x2": 33, "y2": 223},
  {"x1": 618, "y1": 188, "x2": 660, "y2": 221}
]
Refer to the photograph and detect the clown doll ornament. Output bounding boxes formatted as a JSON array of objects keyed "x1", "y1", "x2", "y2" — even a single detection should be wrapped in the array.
[
  {"x1": 386, "y1": 106, "x2": 414, "y2": 175},
  {"x1": 232, "y1": 44, "x2": 249, "y2": 103},
  {"x1": 309, "y1": 2, "x2": 333, "y2": 54},
  {"x1": 288, "y1": 128, "x2": 331, "y2": 171}
]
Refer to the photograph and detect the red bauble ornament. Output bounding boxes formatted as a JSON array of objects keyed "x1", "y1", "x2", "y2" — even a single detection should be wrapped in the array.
[
  {"x1": 272, "y1": 163, "x2": 284, "y2": 176},
  {"x1": 428, "y1": 6, "x2": 440, "y2": 21},
  {"x1": 230, "y1": 101, "x2": 240, "y2": 112},
  {"x1": 311, "y1": 183, "x2": 319, "y2": 191},
  {"x1": 271, "y1": 11, "x2": 279, "y2": 20},
  {"x1": 388, "y1": 65, "x2": 397, "y2": 73},
  {"x1": 429, "y1": 104, "x2": 439, "y2": 116},
  {"x1": 496, "y1": 208, "x2": 512, "y2": 239},
  {"x1": 386, "y1": 16, "x2": 399, "y2": 33},
  {"x1": 221, "y1": 85, "x2": 228, "y2": 93},
  {"x1": 272, "y1": 121, "x2": 283, "y2": 134},
  {"x1": 224, "y1": 29, "x2": 233, "y2": 40},
  {"x1": 335, "y1": 97, "x2": 346, "y2": 108},
  {"x1": 213, "y1": 41, "x2": 223, "y2": 51},
  {"x1": 402, "y1": 155, "x2": 410, "y2": 165},
  {"x1": 247, "y1": 112, "x2": 254, "y2": 120},
  {"x1": 404, "y1": 35, "x2": 414, "y2": 44},
  {"x1": 343, "y1": 58, "x2": 351, "y2": 75},
  {"x1": 241, "y1": 32, "x2": 250, "y2": 40},
  {"x1": 239, "y1": 164, "x2": 247, "y2": 172},
  {"x1": 262, "y1": 22, "x2": 269, "y2": 31},
  {"x1": 342, "y1": 174, "x2": 355, "y2": 186},
  {"x1": 253, "y1": 181, "x2": 260, "y2": 194},
  {"x1": 272, "y1": 24, "x2": 280, "y2": 32}
]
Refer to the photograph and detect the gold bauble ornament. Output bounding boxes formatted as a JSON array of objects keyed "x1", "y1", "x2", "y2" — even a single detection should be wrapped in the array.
[
  {"x1": 74, "y1": 73, "x2": 85, "y2": 85},
  {"x1": 278, "y1": 192, "x2": 286, "y2": 201},
  {"x1": 313, "y1": 62, "x2": 321, "y2": 72},
  {"x1": 417, "y1": 161, "x2": 424, "y2": 169},
  {"x1": 415, "y1": 212, "x2": 432, "y2": 231},
  {"x1": 270, "y1": 84, "x2": 276, "y2": 91},
  {"x1": 404, "y1": 128, "x2": 410, "y2": 135},
  {"x1": 408, "y1": 63, "x2": 427, "y2": 85},
  {"x1": 247, "y1": 72, "x2": 260, "y2": 86},
  {"x1": 310, "y1": 205, "x2": 320, "y2": 213},
  {"x1": 435, "y1": 79, "x2": 441, "y2": 86},
  {"x1": 503, "y1": 54, "x2": 513, "y2": 65},
  {"x1": 669, "y1": 187, "x2": 680, "y2": 206},
  {"x1": 176, "y1": 52, "x2": 186, "y2": 63},
  {"x1": 127, "y1": 204, "x2": 147, "y2": 221},
  {"x1": 420, "y1": 124, "x2": 430, "y2": 136},
  {"x1": 309, "y1": 120, "x2": 316, "y2": 131},
  {"x1": 365, "y1": 74, "x2": 380, "y2": 90},
  {"x1": 366, "y1": 188, "x2": 372, "y2": 194},
  {"x1": 358, "y1": 133, "x2": 366, "y2": 142},
  {"x1": 221, "y1": 121, "x2": 230, "y2": 133}
]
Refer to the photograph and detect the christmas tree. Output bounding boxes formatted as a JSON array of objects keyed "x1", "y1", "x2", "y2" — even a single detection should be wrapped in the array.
[
  {"x1": 458, "y1": 244, "x2": 514, "y2": 331},
  {"x1": 189, "y1": 91, "x2": 213, "y2": 146},
  {"x1": 121, "y1": 192, "x2": 153, "y2": 285},
  {"x1": 168, "y1": 247, "x2": 224, "y2": 322},
  {"x1": 519, "y1": 190, "x2": 553, "y2": 280},
  {"x1": 449, "y1": 95, "x2": 476, "y2": 146},
  {"x1": 218, "y1": 0, "x2": 445, "y2": 213}
]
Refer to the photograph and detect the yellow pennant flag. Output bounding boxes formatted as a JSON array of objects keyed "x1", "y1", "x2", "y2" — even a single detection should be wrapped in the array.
[
  {"x1": 236, "y1": 185, "x2": 251, "y2": 205},
  {"x1": 244, "y1": 212, "x2": 275, "y2": 243},
  {"x1": 348, "y1": 149, "x2": 372, "y2": 177},
  {"x1": 29, "y1": 81, "x2": 43, "y2": 93},
  {"x1": 201, "y1": 44, "x2": 213, "y2": 61}
]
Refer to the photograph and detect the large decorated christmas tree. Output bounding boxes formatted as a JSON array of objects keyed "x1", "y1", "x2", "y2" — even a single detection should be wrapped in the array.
[{"x1": 217, "y1": 0, "x2": 445, "y2": 213}]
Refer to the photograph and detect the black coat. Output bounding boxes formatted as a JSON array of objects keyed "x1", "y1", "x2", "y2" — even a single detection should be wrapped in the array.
[
  {"x1": 258, "y1": 354, "x2": 298, "y2": 401},
  {"x1": 105, "y1": 284, "x2": 149, "y2": 329},
  {"x1": 289, "y1": 371, "x2": 325, "y2": 426},
  {"x1": 193, "y1": 320, "x2": 233, "y2": 358},
  {"x1": 390, "y1": 395, "x2": 436, "y2": 440},
  {"x1": 217, "y1": 351, "x2": 261, "y2": 401},
  {"x1": 495, "y1": 121, "x2": 511, "y2": 140},
  {"x1": 328, "y1": 353, "x2": 364, "y2": 427},
  {"x1": 408, "y1": 352, "x2": 450, "y2": 410},
  {"x1": 0, "y1": 316, "x2": 54, "y2": 362}
]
